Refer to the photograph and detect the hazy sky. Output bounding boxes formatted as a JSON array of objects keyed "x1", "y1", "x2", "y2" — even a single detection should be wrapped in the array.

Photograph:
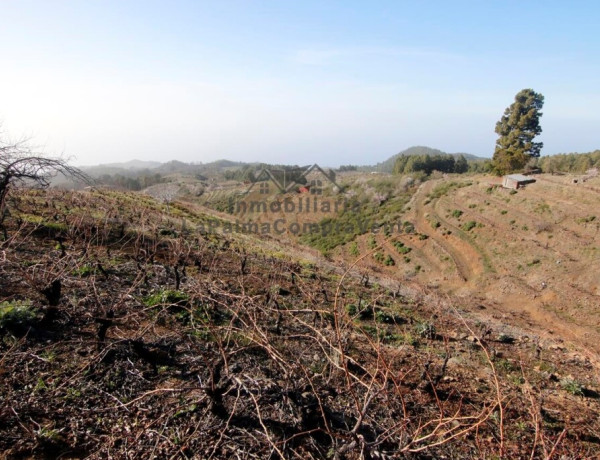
[{"x1": 1, "y1": 1, "x2": 599, "y2": 166}]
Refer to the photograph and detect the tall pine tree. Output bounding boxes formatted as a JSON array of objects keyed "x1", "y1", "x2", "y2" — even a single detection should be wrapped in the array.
[{"x1": 493, "y1": 89, "x2": 544, "y2": 174}]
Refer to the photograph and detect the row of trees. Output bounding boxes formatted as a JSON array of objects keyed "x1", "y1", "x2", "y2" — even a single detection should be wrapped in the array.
[
  {"x1": 393, "y1": 153, "x2": 468, "y2": 175},
  {"x1": 97, "y1": 172, "x2": 164, "y2": 191},
  {"x1": 537, "y1": 150, "x2": 600, "y2": 174}
]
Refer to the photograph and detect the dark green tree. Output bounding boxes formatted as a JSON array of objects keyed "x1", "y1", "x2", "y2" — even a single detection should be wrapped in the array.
[
  {"x1": 454, "y1": 154, "x2": 468, "y2": 173},
  {"x1": 493, "y1": 89, "x2": 544, "y2": 174}
]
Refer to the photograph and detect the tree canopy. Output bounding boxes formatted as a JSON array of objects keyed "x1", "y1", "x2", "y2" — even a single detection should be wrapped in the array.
[
  {"x1": 393, "y1": 153, "x2": 467, "y2": 175},
  {"x1": 493, "y1": 89, "x2": 544, "y2": 175}
]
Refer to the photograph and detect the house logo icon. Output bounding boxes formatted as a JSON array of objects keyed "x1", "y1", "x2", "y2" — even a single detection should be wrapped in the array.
[{"x1": 244, "y1": 164, "x2": 341, "y2": 196}]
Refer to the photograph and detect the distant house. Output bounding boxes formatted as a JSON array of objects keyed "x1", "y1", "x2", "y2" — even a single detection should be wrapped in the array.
[
  {"x1": 297, "y1": 186, "x2": 310, "y2": 194},
  {"x1": 502, "y1": 174, "x2": 536, "y2": 190}
]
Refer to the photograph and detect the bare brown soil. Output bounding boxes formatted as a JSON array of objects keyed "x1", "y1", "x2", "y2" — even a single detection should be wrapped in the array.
[{"x1": 2, "y1": 187, "x2": 600, "y2": 459}]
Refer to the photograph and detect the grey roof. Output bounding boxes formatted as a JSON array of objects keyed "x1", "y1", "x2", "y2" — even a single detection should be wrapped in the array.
[{"x1": 505, "y1": 174, "x2": 534, "y2": 182}]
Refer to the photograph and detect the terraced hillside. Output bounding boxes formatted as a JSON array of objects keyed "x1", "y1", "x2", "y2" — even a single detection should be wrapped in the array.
[{"x1": 333, "y1": 174, "x2": 600, "y2": 362}]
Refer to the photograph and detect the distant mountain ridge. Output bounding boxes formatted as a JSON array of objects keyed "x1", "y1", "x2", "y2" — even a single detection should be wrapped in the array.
[
  {"x1": 83, "y1": 159, "x2": 161, "y2": 170},
  {"x1": 81, "y1": 147, "x2": 486, "y2": 177},
  {"x1": 369, "y1": 146, "x2": 486, "y2": 173}
]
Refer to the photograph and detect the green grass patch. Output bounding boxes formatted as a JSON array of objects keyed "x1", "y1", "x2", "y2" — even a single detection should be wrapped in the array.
[
  {"x1": 0, "y1": 300, "x2": 37, "y2": 332},
  {"x1": 143, "y1": 290, "x2": 189, "y2": 307}
]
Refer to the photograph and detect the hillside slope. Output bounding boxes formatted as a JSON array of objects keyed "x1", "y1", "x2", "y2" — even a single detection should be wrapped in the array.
[
  {"x1": 0, "y1": 188, "x2": 599, "y2": 458},
  {"x1": 327, "y1": 173, "x2": 600, "y2": 361}
]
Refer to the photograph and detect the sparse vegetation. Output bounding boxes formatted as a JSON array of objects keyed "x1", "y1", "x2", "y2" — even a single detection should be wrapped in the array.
[
  {"x1": 0, "y1": 176, "x2": 599, "y2": 459},
  {"x1": 0, "y1": 300, "x2": 36, "y2": 334},
  {"x1": 462, "y1": 220, "x2": 478, "y2": 231},
  {"x1": 560, "y1": 378, "x2": 584, "y2": 396}
]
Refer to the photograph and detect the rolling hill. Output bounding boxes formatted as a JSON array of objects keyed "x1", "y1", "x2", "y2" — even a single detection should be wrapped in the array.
[{"x1": 369, "y1": 146, "x2": 486, "y2": 173}]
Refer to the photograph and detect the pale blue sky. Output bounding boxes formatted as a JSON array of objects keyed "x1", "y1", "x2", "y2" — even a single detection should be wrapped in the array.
[{"x1": 1, "y1": 1, "x2": 598, "y2": 166}]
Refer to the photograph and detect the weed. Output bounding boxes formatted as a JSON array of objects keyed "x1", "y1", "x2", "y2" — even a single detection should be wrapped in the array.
[
  {"x1": 392, "y1": 240, "x2": 411, "y2": 254},
  {"x1": 346, "y1": 300, "x2": 373, "y2": 320},
  {"x1": 143, "y1": 290, "x2": 189, "y2": 307},
  {"x1": 402, "y1": 221, "x2": 415, "y2": 234},
  {"x1": 375, "y1": 310, "x2": 403, "y2": 324},
  {"x1": 415, "y1": 321, "x2": 435, "y2": 339},
  {"x1": 495, "y1": 358, "x2": 516, "y2": 374},
  {"x1": 0, "y1": 300, "x2": 37, "y2": 333},
  {"x1": 535, "y1": 202, "x2": 552, "y2": 214},
  {"x1": 498, "y1": 333, "x2": 515, "y2": 344},
  {"x1": 461, "y1": 221, "x2": 477, "y2": 231},
  {"x1": 560, "y1": 378, "x2": 584, "y2": 396},
  {"x1": 576, "y1": 215, "x2": 596, "y2": 224},
  {"x1": 368, "y1": 235, "x2": 377, "y2": 249},
  {"x1": 72, "y1": 264, "x2": 97, "y2": 277}
]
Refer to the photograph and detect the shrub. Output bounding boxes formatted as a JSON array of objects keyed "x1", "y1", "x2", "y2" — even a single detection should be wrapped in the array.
[
  {"x1": 451, "y1": 209, "x2": 463, "y2": 218},
  {"x1": 368, "y1": 235, "x2": 377, "y2": 249},
  {"x1": 462, "y1": 221, "x2": 477, "y2": 231},
  {"x1": 143, "y1": 290, "x2": 189, "y2": 307},
  {"x1": 498, "y1": 333, "x2": 515, "y2": 344},
  {"x1": 384, "y1": 255, "x2": 395, "y2": 266},
  {"x1": 560, "y1": 378, "x2": 584, "y2": 396},
  {"x1": 402, "y1": 221, "x2": 415, "y2": 234},
  {"x1": 375, "y1": 310, "x2": 402, "y2": 324},
  {"x1": 0, "y1": 300, "x2": 37, "y2": 334},
  {"x1": 346, "y1": 300, "x2": 373, "y2": 320},
  {"x1": 392, "y1": 241, "x2": 411, "y2": 254},
  {"x1": 415, "y1": 321, "x2": 436, "y2": 339}
]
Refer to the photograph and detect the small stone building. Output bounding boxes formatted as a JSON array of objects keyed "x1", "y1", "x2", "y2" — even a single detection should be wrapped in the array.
[{"x1": 502, "y1": 174, "x2": 536, "y2": 190}]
